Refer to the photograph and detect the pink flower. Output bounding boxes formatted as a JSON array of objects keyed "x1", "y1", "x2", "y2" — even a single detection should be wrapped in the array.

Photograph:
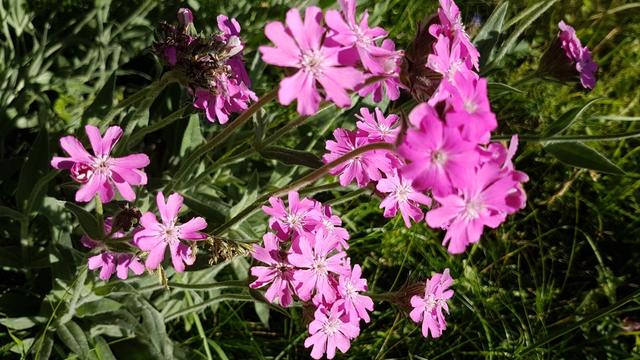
[
  {"x1": 249, "y1": 233, "x2": 296, "y2": 307},
  {"x1": 134, "y1": 192, "x2": 208, "y2": 272},
  {"x1": 398, "y1": 103, "x2": 479, "y2": 196},
  {"x1": 357, "y1": 39, "x2": 404, "y2": 102},
  {"x1": 325, "y1": 0, "x2": 390, "y2": 72},
  {"x1": 558, "y1": 21, "x2": 597, "y2": 89},
  {"x1": 307, "y1": 202, "x2": 350, "y2": 249},
  {"x1": 429, "y1": 0, "x2": 480, "y2": 70},
  {"x1": 51, "y1": 125, "x2": 150, "y2": 203},
  {"x1": 323, "y1": 128, "x2": 392, "y2": 187},
  {"x1": 425, "y1": 162, "x2": 527, "y2": 254},
  {"x1": 259, "y1": 7, "x2": 364, "y2": 115},
  {"x1": 193, "y1": 81, "x2": 257, "y2": 125},
  {"x1": 445, "y1": 71, "x2": 497, "y2": 144},
  {"x1": 355, "y1": 107, "x2": 400, "y2": 143},
  {"x1": 376, "y1": 169, "x2": 432, "y2": 228},
  {"x1": 288, "y1": 231, "x2": 349, "y2": 303},
  {"x1": 337, "y1": 264, "x2": 373, "y2": 323},
  {"x1": 304, "y1": 301, "x2": 360, "y2": 359},
  {"x1": 262, "y1": 191, "x2": 316, "y2": 239},
  {"x1": 82, "y1": 219, "x2": 145, "y2": 281},
  {"x1": 426, "y1": 35, "x2": 476, "y2": 104},
  {"x1": 410, "y1": 268, "x2": 454, "y2": 338}
]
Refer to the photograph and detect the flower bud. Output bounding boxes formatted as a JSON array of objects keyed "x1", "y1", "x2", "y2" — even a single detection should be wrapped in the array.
[{"x1": 177, "y1": 8, "x2": 194, "y2": 29}]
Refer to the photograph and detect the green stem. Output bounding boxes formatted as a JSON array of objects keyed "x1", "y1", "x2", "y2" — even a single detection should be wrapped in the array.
[
  {"x1": 492, "y1": 130, "x2": 640, "y2": 143},
  {"x1": 212, "y1": 142, "x2": 395, "y2": 235},
  {"x1": 127, "y1": 104, "x2": 194, "y2": 148},
  {"x1": 167, "y1": 88, "x2": 278, "y2": 192},
  {"x1": 94, "y1": 196, "x2": 104, "y2": 237}
]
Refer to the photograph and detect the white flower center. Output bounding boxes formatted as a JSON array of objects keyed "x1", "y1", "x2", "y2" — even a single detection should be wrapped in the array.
[
  {"x1": 431, "y1": 150, "x2": 448, "y2": 166},
  {"x1": 322, "y1": 318, "x2": 341, "y2": 336},
  {"x1": 394, "y1": 183, "x2": 413, "y2": 202},
  {"x1": 424, "y1": 294, "x2": 437, "y2": 311},
  {"x1": 286, "y1": 212, "x2": 303, "y2": 229},
  {"x1": 322, "y1": 218, "x2": 335, "y2": 231},
  {"x1": 344, "y1": 281, "x2": 358, "y2": 297},
  {"x1": 312, "y1": 256, "x2": 328, "y2": 277},
  {"x1": 301, "y1": 50, "x2": 324, "y2": 75},
  {"x1": 463, "y1": 198, "x2": 484, "y2": 220},
  {"x1": 160, "y1": 221, "x2": 180, "y2": 245},
  {"x1": 91, "y1": 155, "x2": 112, "y2": 176},
  {"x1": 463, "y1": 99, "x2": 477, "y2": 113}
]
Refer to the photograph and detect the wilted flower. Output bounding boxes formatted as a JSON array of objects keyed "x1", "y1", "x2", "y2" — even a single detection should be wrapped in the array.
[
  {"x1": 539, "y1": 21, "x2": 597, "y2": 90},
  {"x1": 410, "y1": 268, "x2": 454, "y2": 338},
  {"x1": 134, "y1": 192, "x2": 208, "y2": 272},
  {"x1": 51, "y1": 125, "x2": 150, "y2": 203},
  {"x1": 259, "y1": 7, "x2": 364, "y2": 115}
]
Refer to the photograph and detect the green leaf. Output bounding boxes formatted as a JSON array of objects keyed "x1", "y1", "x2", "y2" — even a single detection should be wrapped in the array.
[
  {"x1": 0, "y1": 205, "x2": 24, "y2": 220},
  {"x1": 91, "y1": 336, "x2": 117, "y2": 360},
  {"x1": 0, "y1": 316, "x2": 46, "y2": 330},
  {"x1": 474, "y1": 1, "x2": 509, "y2": 66},
  {"x1": 83, "y1": 72, "x2": 116, "y2": 122},
  {"x1": 16, "y1": 128, "x2": 49, "y2": 212},
  {"x1": 259, "y1": 146, "x2": 323, "y2": 168},
  {"x1": 254, "y1": 302, "x2": 270, "y2": 329},
  {"x1": 180, "y1": 114, "x2": 204, "y2": 156},
  {"x1": 491, "y1": 0, "x2": 558, "y2": 67},
  {"x1": 76, "y1": 298, "x2": 123, "y2": 317},
  {"x1": 544, "y1": 142, "x2": 625, "y2": 175},
  {"x1": 64, "y1": 202, "x2": 104, "y2": 240},
  {"x1": 488, "y1": 81, "x2": 525, "y2": 96},
  {"x1": 543, "y1": 98, "x2": 603, "y2": 137},
  {"x1": 57, "y1": 320, "x2": 90, "y2": 358}
]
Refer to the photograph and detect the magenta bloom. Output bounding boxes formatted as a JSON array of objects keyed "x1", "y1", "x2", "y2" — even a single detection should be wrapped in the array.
[
  {"x1": 51, "y1": 125, "x2": 150, "y2": 203},
  {"x1": 262, "y1": 191, "x2": 316, "y2": 239},
  {"x1": 398, "y1": 104, "x2": 479, "y2": 196},
  {"x1": 304, "y1": 302, "x2": 360, "y2": 359},
  {"x1": 288, "y1": 231, "x2": 348, "y2": 303},
  {"x1": 445, "y1": 71, "x2": 497, "y2": 144},
  {"x1": 134, "y1": 192, "x2": 207, "y2": 272},
  {"x1": 259, "y1": 7, "x2": 364, "y2": 115},
  {"x1": 337, "y1": 264, "x2": 374, "y2": 323},
  {"x1": 325, "y1": 0, "x2": 389, "y2": 72},
  {"x1": 377, "y1": 170, "x2": 432, "y2": 228},
  {"x1": 558, "y1": 21, "x2": 597, "y2": 89},
  {"x1": 410, "y1": 268, "x2": 454, "y2": 339},
  {"x1": 355, "y1": 107, "x2": 400, "y2": 143},
  {"x1": 307, "y1": 202, "x2": 350, "y2": 249},
  {"x1": 249, "y1": 233, "x2": 296, "y2": 307},
  {"x1": 429, "y1": 0, "x2": 480, "y2": 70},
  {"x1": 323, "y1": 128, "x2": 392, "y2": 187},
  {"x1": 425, "y1": 162, "x2": 527, "y2": 254},
  {"x1": 81, "y1": 219, "x2": 145, "y2": 281},
  {"x1": 193, "y1": 15, "x2": 256, "y2": 124},
  {"x1": 357, "y1": 39, "x2": 404, "y2": 102}
]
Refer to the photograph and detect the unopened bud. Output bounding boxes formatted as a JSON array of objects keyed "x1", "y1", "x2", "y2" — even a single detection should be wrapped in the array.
[{"x1": 177, "y1": 8, "x2": 194, "y2": 29}]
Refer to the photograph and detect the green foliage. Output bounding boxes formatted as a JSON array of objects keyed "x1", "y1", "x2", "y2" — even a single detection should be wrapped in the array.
[{"x1": 0, "y1": 0, "x2": 639, "y2": 359}]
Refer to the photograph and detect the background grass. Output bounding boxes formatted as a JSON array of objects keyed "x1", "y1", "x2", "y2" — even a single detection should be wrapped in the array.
[{"x1": 1, "y1": 0, "x2": 639, "y2": 359}]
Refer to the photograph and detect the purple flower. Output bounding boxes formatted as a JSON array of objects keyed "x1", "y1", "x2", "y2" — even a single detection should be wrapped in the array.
[
  {"x1": 82, "y1": 219, "x2": 145, "y2": 281},
  {"x1": 51, "y1": 125, "x2": 150, "y2": 203},
  {"x1": 355, "y1": 107, "x2": 400, "y2": 143},
  {"x1": 304, "y1": 301, "x2": 360, "y2": 359},
  {"x1": 398, "y1": 103, "x2": 479, "y2": 196},
  {"x1": 445, "y1": 71, "x2": 497, "y2": 144},
  {"x1": 425, "y1": 162, "x2": 527, "y2": 254},
  {"x1": 410, "y1": 268, "x2": 454, "y2": 338},
  {"x1": 325, "y1": 0, "x2": 390, "y2": 72},
  {"x1": 249, "y1": 233, "x2": 296, "y2": 307},
  {"x1": 288, "y1": 231, "x2": 349, "y2": 303},
  {"x1": 134, "y1": 192, "x2": 207, "y2": 272},
  {"x1": 558, "y1": 21, "x2": 597, "y2": 89},
  {"x1": 306, "y1": 202, "x2": 350, "y2": 250},
  {"x1": 259, "y1": 7, "x2": 364, "y2": 115},
  {"x1": 376, "y1": 169, "x2": 432, "y2": 228},
  {"x1": 357, "y1": 39, "x2": 405, "y2": 102},
  {"x1": 429, "y1": 0, "x2": 480, "y2": 70},
  {"x1": 426, "y1": 35, "x2": 476, "y2": 105},
  {"x1": 261, "y1": 191, "x2": 316, "y2": 240},
  {"x1": 337, "y1": 264, "x2": 374, "y2": 323},
  {"x1": 323, "y1": 128, "x2": 392, "y2": 187}
]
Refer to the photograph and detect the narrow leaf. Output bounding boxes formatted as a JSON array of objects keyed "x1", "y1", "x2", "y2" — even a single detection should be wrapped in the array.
[
  {"x1": 64, "y1": 202, "x2": 104, "y2": 240},
  {"x1": 544, "y1": 142, "x2": 625, "y2": 175},
  {"x1": 474, "y1": 1, "x2": 509, "y2": 65},
  {"x1": 57, "y1": 320, "x2": 90, "y2": 358},
  {"x1": 543, "y1": 98, "x2": 602, "y2": 136}
]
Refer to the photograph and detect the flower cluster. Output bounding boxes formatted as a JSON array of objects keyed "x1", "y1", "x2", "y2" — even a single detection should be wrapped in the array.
[
  {"x1": 155, "y1": 8, "x2": 256, "y2": 123},
  {"x1": 410, "y1": 269, "x2": 454, "y2": 339},
  {"x1": 250, "y1": 191, "x2": 373, "y2": 359},
  {"x1": 323, "y1": 0, "x2": 528, "y2": 255},
  {"x1": 540, "y1": 21, "x2": 597, "y2": 89},
  {"x1": 259, "y1": 1, "x2": 404, "y2": 115},
  {"x1": 52, "y1": 125, "x2": 207, "y2": 280}
]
